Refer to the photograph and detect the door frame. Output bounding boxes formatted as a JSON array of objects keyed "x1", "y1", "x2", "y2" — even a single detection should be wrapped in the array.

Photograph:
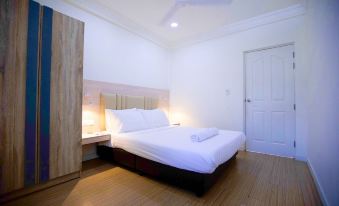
[{"x1": 243, "y1": 42, "x2": 296, "y2": 157}]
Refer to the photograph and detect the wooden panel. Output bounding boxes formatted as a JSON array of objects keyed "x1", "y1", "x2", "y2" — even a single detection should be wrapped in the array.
[
  {"x1": 100, "y1": 93, "x2": 117, "y2": 110},
  {"x1": 116, "y1": 95, "x2": 145, "y2": 109},
  {"x1": 49, "y1": 10, "x2": 84, "y2": 179},
  {"x1": 0, "y1": 172, "x2": 80, "y2": 204},
  {"x1": 0, "y1": 0, "x2": 29, "y2": 194},
  {"x1": 83, "y1": 79, "x2": 169, "y2": 131},
  {"x1": 145, "y1": 97, "x2": 159, "y2": 109}
]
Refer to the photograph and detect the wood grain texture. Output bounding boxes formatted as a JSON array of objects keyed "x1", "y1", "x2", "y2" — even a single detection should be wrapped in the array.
[
  {"x1": 49, "y1": 10, "x2": 84, "y2": 180},
  {"x1": 0, "y1": 172, "x2": 80, "y2": 204},
  {"x1": 83, "y1": 79, "x2": 169, "y2": 131},
  {"x1": 116, "y1": 95, "x2": 146, "y2": 110},
  {"x1": 82, "y1": 134, "x2": 111, "y2": 145},
  {"x1": 0, "y1": 0, "x2": 29, "y2": 194},
  {"x1": 3, "y1": 152, "x2": 322, "y2": 206}
]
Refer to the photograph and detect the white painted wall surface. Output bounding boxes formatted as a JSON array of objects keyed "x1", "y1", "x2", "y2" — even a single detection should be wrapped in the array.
[
  {"x1": 304, "y1": 0, "x2": 339, "y2": 205},
  {"x1": 170, "y1": 16, "x2": 308, "y2": 159},
  {"x1": 35, "y1": 0, "x2": 170, "y2": 90}
]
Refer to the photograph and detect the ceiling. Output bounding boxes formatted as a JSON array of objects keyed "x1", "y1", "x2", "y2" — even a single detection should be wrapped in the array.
[{"x1": 66, "y1": 0, "x2": 304, "y2": 47}]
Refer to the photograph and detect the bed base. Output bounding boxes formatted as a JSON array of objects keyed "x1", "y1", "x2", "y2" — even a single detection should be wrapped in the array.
[{"x1": 97, "y1": 146, "x2": 238, "y2": 197}]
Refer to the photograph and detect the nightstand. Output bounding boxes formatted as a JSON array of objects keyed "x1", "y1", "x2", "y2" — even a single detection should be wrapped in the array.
[{"x1": 82, "y1": 131, "x2": 111, "y2": 145}]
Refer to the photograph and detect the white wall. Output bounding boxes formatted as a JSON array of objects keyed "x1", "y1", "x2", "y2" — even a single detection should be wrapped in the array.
[
  {"x1": 35, "y1": 0, "x2": 170, "y2": 90},
  {"x1": 170, "y1": 16, "x2": 308, "y2": 159},
  {"x1": 305, "y1": 0, "x2": 339, "y2": 205}
]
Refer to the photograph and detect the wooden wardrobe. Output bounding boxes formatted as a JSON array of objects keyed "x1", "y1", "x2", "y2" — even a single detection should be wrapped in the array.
[{"x1": 0, "y1": 0, "x2": 84, "y2": 201}]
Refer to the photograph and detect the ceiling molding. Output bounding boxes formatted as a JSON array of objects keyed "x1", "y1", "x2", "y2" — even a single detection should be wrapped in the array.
[
  {"x1": 63, "y1": 0, "x2": 305, "y2": 49},
  {"x1": 172, "y1": 4, "x2": 306, "y2": 48},
  {"x1": 64, "y1": 0, "x2": 171, "y2": 48}
]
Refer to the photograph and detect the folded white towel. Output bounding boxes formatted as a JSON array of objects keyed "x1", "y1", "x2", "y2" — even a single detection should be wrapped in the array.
[{"x1": 191, "y1": 128, "x2": 219, "y2": 142}]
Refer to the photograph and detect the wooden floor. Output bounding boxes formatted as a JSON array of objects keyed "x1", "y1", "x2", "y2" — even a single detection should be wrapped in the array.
[{"x1": 4, "y1": 151, "x2": 322, "y2": 206}]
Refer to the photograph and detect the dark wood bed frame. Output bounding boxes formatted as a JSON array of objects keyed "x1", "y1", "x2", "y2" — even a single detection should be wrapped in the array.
[{"x1": 97, "y1": 145, "x2": 238, "y2": 196}]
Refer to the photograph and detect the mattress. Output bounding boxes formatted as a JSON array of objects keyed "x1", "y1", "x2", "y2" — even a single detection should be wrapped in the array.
[{"x1": 104, "y1": 126, "x2": 245, "y2": 174}]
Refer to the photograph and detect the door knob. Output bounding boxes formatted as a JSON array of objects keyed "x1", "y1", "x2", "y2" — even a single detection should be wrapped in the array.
[{"x1": 246, "y1": 99, "x2": 251, "y2": 103}]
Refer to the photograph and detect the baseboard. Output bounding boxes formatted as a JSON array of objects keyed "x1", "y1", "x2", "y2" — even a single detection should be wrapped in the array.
[
  {"x1": 0, "y1": 171, "x2": 80, "y2": 204},
  {"x1": 245, "y1": 149, "x2": 294, "y2": 159},
  {"x1": 295, "y1": 155, "x2": 307, "y2": 162},
  {"x1": 307, "y1": 159, "x2": 329, "y2": 206}
]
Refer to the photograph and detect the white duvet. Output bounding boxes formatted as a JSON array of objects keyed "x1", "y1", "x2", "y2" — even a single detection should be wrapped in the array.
[{"x1": 105, "y1": 126, "x2": 245, "y2": 174}]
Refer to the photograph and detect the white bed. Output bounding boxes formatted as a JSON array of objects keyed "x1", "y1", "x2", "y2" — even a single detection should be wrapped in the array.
[{"x1": 104, "y1": 125, "x2": 245, "y2": 174}]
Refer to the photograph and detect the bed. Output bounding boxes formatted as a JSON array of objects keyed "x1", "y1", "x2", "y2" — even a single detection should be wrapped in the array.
[{"x1": 97, "y1": 93, "x2": 245, "y2": 196}]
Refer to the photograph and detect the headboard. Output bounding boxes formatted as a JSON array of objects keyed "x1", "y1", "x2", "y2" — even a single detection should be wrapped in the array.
[
  {"x1": 100, "y1": 93, "x2": 159, "y2": 110},
  {"x1": 83, "y1": 79, "x2": 169, "y2": 132},
  {"x1": 100, "y1": 93, "x2": 159, "y2": 130}
]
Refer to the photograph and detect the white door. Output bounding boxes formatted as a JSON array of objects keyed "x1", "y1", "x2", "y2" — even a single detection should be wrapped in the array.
[{"x1": 245, "y1": 45, "x2": 296, "y2": 157}]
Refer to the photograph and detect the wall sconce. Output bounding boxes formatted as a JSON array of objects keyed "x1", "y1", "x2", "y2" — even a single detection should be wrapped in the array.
[{"x1": 170, "y1": 112, "x2": 187, "y2": 126}]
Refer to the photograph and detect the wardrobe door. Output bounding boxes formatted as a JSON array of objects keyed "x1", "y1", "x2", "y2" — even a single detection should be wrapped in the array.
[
  {"x1": 39, "y1": 8, "x2": 84, "y2": 181},
  {"x1": 0, "y1": 0, "x2": 40, "y2": 194}
]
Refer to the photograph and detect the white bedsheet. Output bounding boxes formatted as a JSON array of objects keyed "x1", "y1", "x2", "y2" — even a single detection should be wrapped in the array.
[{"x1": 104, "y1": 126, "x2": 245, "y2": 174}]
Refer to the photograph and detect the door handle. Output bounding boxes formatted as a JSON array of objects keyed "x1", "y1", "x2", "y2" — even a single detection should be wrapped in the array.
[{"x1": 246, "y1": 99, "x2": 251, "y2": 103}]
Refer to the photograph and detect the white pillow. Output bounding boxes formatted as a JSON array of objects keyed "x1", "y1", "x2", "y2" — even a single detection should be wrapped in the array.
[
  {"x1": 139, "y1": 109, "x2": 170, "y2": 129},
  {"x1": 105, "y1": 108, "x2": 148, "y2": 133}
]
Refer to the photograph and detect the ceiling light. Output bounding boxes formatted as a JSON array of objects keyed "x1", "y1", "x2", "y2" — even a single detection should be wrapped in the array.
[{"x1": 170, "y1": 22, "x2": 178, "y2": 28}]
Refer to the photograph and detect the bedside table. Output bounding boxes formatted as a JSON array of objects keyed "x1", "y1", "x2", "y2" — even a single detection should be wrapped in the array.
[{"x1": 82, "y1": 131, "x2": 111, "y2": 145}]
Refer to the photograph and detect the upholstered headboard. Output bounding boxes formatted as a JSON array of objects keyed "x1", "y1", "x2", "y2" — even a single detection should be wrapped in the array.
[
  {"x1": 82, "y1": 79, "x2": 169, "y2": 132},
  {"x1": 99, "y1": 93, "x2": 159, "y2": 130}
]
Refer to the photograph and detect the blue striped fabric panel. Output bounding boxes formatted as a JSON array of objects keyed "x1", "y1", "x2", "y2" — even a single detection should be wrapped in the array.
[
  {"x1": 24, "y1": 0, "x2": 40, "y2": 187},
  {"x1": 39, "y1": 6, "x2": 53, "y2": 183}
]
